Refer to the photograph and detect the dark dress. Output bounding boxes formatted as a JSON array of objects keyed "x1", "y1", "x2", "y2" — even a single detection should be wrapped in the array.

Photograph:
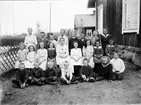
[
  {"x1": 12, "y1": 69, "x2": 29, "y2": 87},
  {"x1": 48, "y1": 48, "x2": 56, "y2": 60},
  {"x1": 100, "y1": 34, "x2": 113, "y2": 55},
  {"x1": 78, "y1": 37, "x2": 86, "y2": 50}
]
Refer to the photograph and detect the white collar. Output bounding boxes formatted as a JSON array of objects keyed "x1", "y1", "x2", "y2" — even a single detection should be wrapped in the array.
[
  {"x1": 108, "y1": 44, "x2": 114, "y2": 47},
  {"x1": 102, "y1": 63, "x2": 110, "y2": 67},
  {"x1": 101, "y1": 34, "x2": 110, "y2": 37},
  {"x1": 94, "y1": 46, "x2": 102, "y2": 49}
]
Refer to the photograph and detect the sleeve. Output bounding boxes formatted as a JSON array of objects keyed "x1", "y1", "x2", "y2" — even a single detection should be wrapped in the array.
[
  {"x1": 120, "y1": 60, "x2": 125, "y2": 73},
  {"x1": 101, "y1": 47, "x2": 104, "y2": 54},
  {"x1": 105, "y1": 45, "x2": 109, "y2": 55},
  {"x1": 26, "y1": 53, "x2": 30, "y2": 60},
  {"x1": 17, "y1": 51, "x2": 20, "y2": 60},
  {"x1": 70, "y1": 49, "x2": 73, "y2": 57},
  {"x1": 56, "y1": 45, "x2": 60, "y2": 56},
  {"x1": 65, "y1": 45, "x2": 69, "y2": 56},
  {"x1": 16, "y1": 71, "x2": 22, "y2": 84},
  {"x1": 89, "y1": 67, "x2": 93, "y2": 78},
  {"x1": 45, "y1": 49, "x2": 48, "y2": 60},
  {"x1": 82, "y1": 46, "x2": 86, "y2": 56},
  {"x1": 24, "y1": 36, "x2": 27, "y2": 46},
  {"x1": 79, "y1": 49, "x2": 82, "y2": 57},
  {"x1": 66, "y1": 36, "x2": 69, "y2": 45},
  {"x1": 36, "y1": 50, "x2": 39, "y2": 60},
  {"x1": 80, "y1": 67, "x2": 83, "y2": 76},
  {"x1": 24, "y1": 70, "x2": 29, "y2": 83},
  {"x1": 61, "y1": 68, "x2": 66, "y2": 79}
]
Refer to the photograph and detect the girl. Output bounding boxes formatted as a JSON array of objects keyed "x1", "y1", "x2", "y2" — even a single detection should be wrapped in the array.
[
  {"x1": 25, "y1": 44, "x2": 36, "y2": 69},
  {"x1": 93, "y1": 41, "x2": 104, "y2": 72},
  {"x1": 110, "y1": 52, "x2": 125, "y2": 80},
  {"x1": 105, "y1": 38, "x2": 116, "y2": 59},
  {"x1": 70, "y1": 41, "x2": 82, "y2": 77},
  {"x1": 36, "y1": 42, "x2": 48, "y2": 71},
  {"x1": 83, "y1": 39, "x2": 94, "y2": 68},
  {"x1": 15, "y1": 42, "x2": 27, "y2": 69}
]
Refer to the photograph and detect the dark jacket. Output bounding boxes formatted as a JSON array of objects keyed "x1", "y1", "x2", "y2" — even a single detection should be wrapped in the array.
[
  {"x1": 44, "y1": 67, "x2": 57, "y2": 78},
  {"x1": 80, "y1": 65, "x2": 93, "y2": 78},
  {"x1": 31, "y1": 67, "x2": 44, "y2": 79}
]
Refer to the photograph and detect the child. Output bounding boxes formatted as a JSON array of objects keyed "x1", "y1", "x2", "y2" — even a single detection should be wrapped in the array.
[
  {"x1": 49, "y1": 33, "x2": 57, "y2": 48},
  {"x1": 105, "y1": 38, "x2": 116, "y2": 59},
  {"x1": 48, "y1": 42, "x2": 56, "y2": 62},
  {"x1": 44, "y1": 61, "x2": 58, "y2": 85},
  {"x1": 80, "y1": 58, "x2": 95, "y2": 82},
  {"x1": 83, "y1": 39, "x2": 94, "y2": 68},
  {"x1": 110, "y1": 52, "x2": 125, "y2": 80},
  {"x1": 94, "y1": 56, "x2": 113, "y2": 81},
  {"x1": 36, "y1": 42, "x2": 48, "y2": 71},
  {"x1": 15, "y1": 42, "x2": 27, "y2": 69},
  {"x1": 93, "y1": 41, "x2": 104, "y2": 72},
  {"x1": 28, "y1": 62, "x2": 44, "y2": 86},
  {"x1": 60, "y1": 61, "x2": 77, "y2": 85},
  {"x1": 70, "y1": 41, "x2": 82, "y2": 77},
  {"x1": 12, "y1": 63, "x2": 29, "y2": 88},
  {"x1": 25, "y1": 45, "x2": 36, "y2": 69}
]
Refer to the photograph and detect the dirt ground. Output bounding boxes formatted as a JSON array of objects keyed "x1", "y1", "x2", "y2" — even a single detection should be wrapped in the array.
[{"x1": 1, "y1": 61, "x2": 141, "y2": 105}]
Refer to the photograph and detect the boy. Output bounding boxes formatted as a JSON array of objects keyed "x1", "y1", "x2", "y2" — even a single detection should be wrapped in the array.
[
  {"x1": 12, "y1": 63, "x2": 29, "y2": 88},
  {"x1": 60, "y1": 61, "x2": 77, "y2": 85},
  {"x1": 44, "y1": 61, "x2": 58, "y2": 85},
  {"x1": 28, "y1": 62, "x2": 44, "y2": 86},
  {"x1": 95, "y1": 56, "x2": 113, "y2": 81},
  {"x1": 80, "y1": 58, "x2": 95, "y2": 82},
  {"x1": 110, "y1": 52, "x2": 125, "y2": 80}
]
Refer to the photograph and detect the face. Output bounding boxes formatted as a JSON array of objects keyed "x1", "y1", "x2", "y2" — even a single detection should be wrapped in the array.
[
  {"x1": 109, "y1": 40, "x2": 114, "y2": 45},
  {"x1": 40, "y1": 42, "x2": 44, "y2": 48},
  {"x1": 50, "y1": 35, "x2": 54, "y2": 40},
  {"x1": 27, "y1": 28, "x2": 33, "y2": 35},
  {"x1": 86, "y1": 40, "x2": 91, "y2": 46},
  {"x1": 40, "y1": 33, "x2": 45, "y2": 38},
  {"x1": 114, "y1": 53, "x2": 119, "y2": 59},
  {"x1": 48, "y1": 62, "x2": 54, "y2": 69},
  {"x1": 72, "y1": 31, "x2": 76, "y2": 37},
  {"x1": 81, "y1": 33, "x2": 85, "y2": 37},
  {"x1": 59, "y1": 38, "x2": 64, "y2": 45},
  {"x1": 93, "y1": 31, "x2": 98, "y2": 36},
  {"x1": 34, "y1": 62, "x2": 39, "y2": 68},
  {"x1": 60, "y1": 29, "x2": 65, "y2": 35},
  {"x1": 20, "y1": 44, "x2": 25, "y2": 50},
  {"x1": 74, "y1": 42, "x2": 78, "y2": 48},
  {"x1": 19, "y1": 64, "x2": 25, "y2": 70},
  {"x1": 103, "y1": 29, "x2": 108, "y2": 35},
  {"x1": 102, "y1": 57, "x2": 108, "y2": 64},
  {"x1": 83, "y1": 60, "x2": 88, "y2": 66},
  {"x1": 96, "y1": 41, "x2": 100, "y2": 47},
  {"x1": 49, "y1": 43, "x2": 54, "y2": 48},
  {"x1": 29, "y1": 46, "x2": 34, "y2": 51}
]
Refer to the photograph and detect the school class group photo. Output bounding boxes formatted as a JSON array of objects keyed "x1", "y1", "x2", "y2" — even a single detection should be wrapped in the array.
[{"x1": 12, "y1": 27, "x2": 125, "y2": 89}]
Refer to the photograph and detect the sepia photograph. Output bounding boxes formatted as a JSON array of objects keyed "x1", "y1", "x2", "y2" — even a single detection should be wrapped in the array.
[{"x1": 0, "y1": 0, "x2": 141, "y2": 104}]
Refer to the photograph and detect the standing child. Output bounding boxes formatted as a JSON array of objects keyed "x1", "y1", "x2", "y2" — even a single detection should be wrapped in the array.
[
  {"x1": 36, "y1": 42, "x2": 48, "y2": 71},
  {"x1": 83, "y1": 39, "x2": 95, "y2": 68},
  {"x1": 28, "y1": 62, "x2": 44, "y2": 86},
  {"x1": 105, "y1": 38, "x2": 116, "y2": 59},
  {"x1": 60, "y1": 61, "x2": 77, "y2": 85},
  {"x1": 110, "y1": 52, "x2": 125, "y2": 80},
  {"x1": 25, "y1": 45, "x2": 36, "y2": 69},
  {"x1": 15, "y1": 42, "x2": 27, "y2": 69},
  {"x1": 70, "y1": 41, "x2": 82, "y2": 77},
  {"x1": 80, "y1": 59, "x2": 95, "y2": 82},
  {"x1": 93, "y1": 41, "x2": 104, "y2": 71},
  {"x1": 12, "y1": 63, "x2": 29, "y2": 88}
]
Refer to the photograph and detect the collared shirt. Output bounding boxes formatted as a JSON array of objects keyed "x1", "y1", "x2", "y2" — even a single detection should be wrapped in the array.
[{"x1": 24, "y1": 34, "x2": 38, "y2": 48}]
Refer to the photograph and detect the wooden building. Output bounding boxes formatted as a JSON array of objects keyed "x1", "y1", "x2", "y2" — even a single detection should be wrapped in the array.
[
  {"x1": 74, "y1": 14, "x2": 96, "y2": 38},
  {"x1": 87, "y1": 0, "x2": 141, "y2": 48}
]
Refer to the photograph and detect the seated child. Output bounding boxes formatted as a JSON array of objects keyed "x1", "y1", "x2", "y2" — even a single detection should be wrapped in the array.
[
  {"x1": 80, "y1": 58, "x2": 95, "y2": 82},
  {"x1": 93, "y1": 41, "x2": 104, "y2": 71},
  {"x1": 105, "y1": 39, "x2": 116, "y2": 59},
  {"x1": 12, "y1": 63, "x2": 29, "y2": 88},
  {"x1": 15, "y1": 42, "x2": 27, "y2": 69},
  {"x1": 110, "y1": 52, "x2": 125, "y2": 80},
  {"x1": 60, "y1": 61, "x2": 77, "y2": 85},
  {"x1": 70, "y1": 41, "x2": 82, "y2": 77},
  {"x1": 44, "y1": 61, "x2": 58, "y2": 85},
  {"x1": 25, "y1": 44, "x2": 36, "y2": 69},
  {"x1": 36, "y1": 42, "x2": 48, "y2": 71},
  {"x1": 94, "y1": 56, "x2": 113, "y2": 81},
  {"x1": 83, "y1": 39, "x2": 95, "y2": 68},
  {"x1": 28, "y1": 62, "x2": 44, "y2": 86}
]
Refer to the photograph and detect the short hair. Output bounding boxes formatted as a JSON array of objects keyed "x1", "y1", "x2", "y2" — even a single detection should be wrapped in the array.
[
  {"x1": 28, "y1": 45, "x2": 35, "y2": 51},
  {"x1": 60, "y1": 29, "x2": 65, "y2": 33},
  {"x1": 40, "y1": 32, "x2": 45, "y2": 34},
  {"x1": 19, "y1": 42, "x2": 25, "y2": 48}
]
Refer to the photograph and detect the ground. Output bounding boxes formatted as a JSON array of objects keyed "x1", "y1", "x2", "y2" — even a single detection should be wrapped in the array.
[{"x1": 1, "y1": 61, "x2": 141, "y2": 105}]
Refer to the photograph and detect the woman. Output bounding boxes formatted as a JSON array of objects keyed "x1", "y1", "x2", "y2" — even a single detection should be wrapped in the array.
[
  {"x1": 56, "y1": 38, "x2": 69, "y2": 67},
  {"x1": 91, "y1": 30, "x2": 101, "y2": 46},
  {"x1": 83, "y1": 39, "x2": 94, "y2": 68}
]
